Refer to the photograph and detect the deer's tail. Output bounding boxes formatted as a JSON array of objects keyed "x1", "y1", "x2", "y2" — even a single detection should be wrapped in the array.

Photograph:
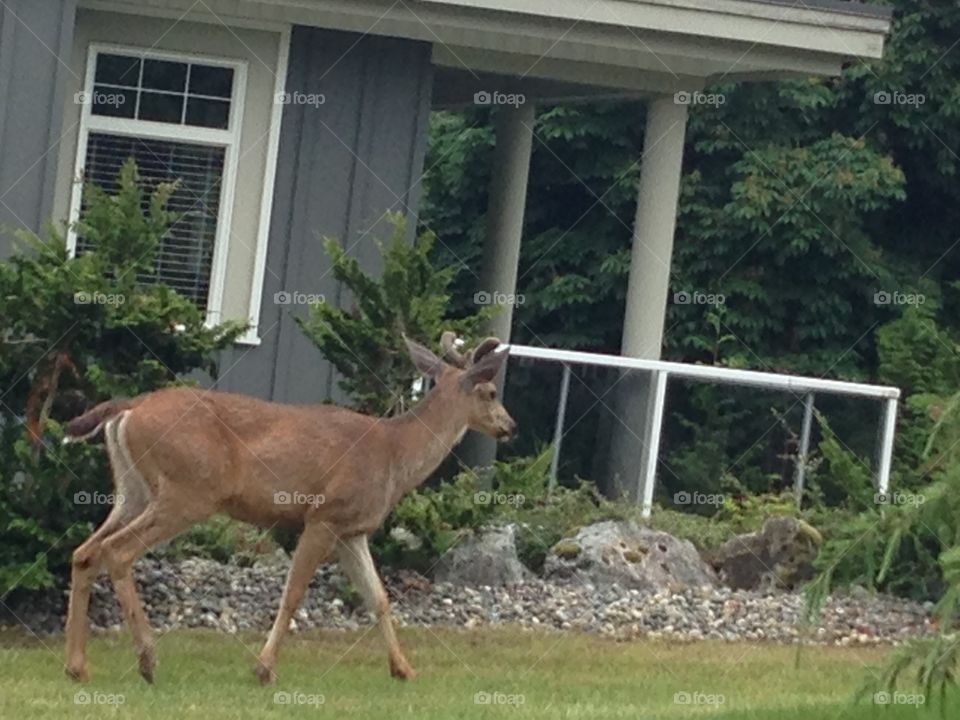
[{"x1": 63, "y1": 398, "x2": 138, "y2": 444}]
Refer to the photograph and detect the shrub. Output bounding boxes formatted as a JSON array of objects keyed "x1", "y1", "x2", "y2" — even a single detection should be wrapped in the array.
[
  {"x1": 296, "y1": 214, "x2": 494, "y2": 415},
  {"x1": 157, "y1": 516, "x2": 281, "y2": 566},
  {"x1": 370, "y1": 447, "x2": 771, "y2": 573},
  {"x1": 805, "y1": 386, "x2": 960, "y2": 706},
  {"x1": 370, "y1": 449, "x2": 606, "y2": 571},
  {"x1": 0, "y1": 159, "x2": 244, "y2": 594}
]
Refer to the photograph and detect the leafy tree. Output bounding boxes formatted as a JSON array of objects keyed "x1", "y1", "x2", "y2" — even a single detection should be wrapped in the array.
[{"x1": 418, "y1": 0, "x2": 959, "y2": 501}]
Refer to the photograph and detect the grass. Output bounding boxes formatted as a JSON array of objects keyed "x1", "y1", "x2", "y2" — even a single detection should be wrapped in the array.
[{"x1": 0, "y1": 626, "x2": 948, "y2": 719}]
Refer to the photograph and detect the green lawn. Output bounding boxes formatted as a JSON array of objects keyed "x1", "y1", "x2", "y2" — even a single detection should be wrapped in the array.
[{"x1": 0, "y1": 626, "x2": 945, "y2": 718}]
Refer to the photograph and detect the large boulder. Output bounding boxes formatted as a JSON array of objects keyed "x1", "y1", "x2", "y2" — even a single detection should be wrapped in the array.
[
  {"x1": 543, "y1": 520, "x2": 716, "y2": 591},
  {"x1": 434, "y1": 525, "x2": 529, "y2": 586},
  {"x1": 706, "y1": 516, "x2": 822, "y2": 591}
]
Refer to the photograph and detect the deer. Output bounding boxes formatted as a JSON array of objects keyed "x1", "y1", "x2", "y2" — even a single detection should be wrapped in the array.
[{"x1": 61, "y1": 332, "x2": 515, "y2": 685}]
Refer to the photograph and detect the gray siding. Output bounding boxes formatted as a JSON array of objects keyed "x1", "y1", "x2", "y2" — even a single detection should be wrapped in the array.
[
  {"x1": 216, "y1": 27, "x2": 434, "y2": 403},
  {"x1": 0, "y1": 0, "x2": 76, "y2": 256}
]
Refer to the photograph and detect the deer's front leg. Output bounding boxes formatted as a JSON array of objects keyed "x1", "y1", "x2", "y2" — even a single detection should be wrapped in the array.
[
  {"x1": 255, "y1": 523, "x2": 335, "y2": 685},
  {"x1": 337, "y1": 534, "x2": 416, "y2": 680}
]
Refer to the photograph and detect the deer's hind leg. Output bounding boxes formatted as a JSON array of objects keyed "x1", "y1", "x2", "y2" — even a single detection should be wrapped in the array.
[
  {"x1": 65, "y1": 413, "x2": 151, "y2": 682},
  {"x1": 99, "y1": 493, "x2": 210, "y2": 683}
]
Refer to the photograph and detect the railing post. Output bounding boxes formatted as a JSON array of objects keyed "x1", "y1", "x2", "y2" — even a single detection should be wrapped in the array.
[
  {"x1": 794, "y1": 392, "x2": 815, "y2": 509},
  {"x1": 876, "y1": 397, "x2": 898, "y2": 496},
  {"x1": 639, "y1": 370, "x2": 669, "y2": 518},
  {"x1": 548, "y1": 364, "x2": 572, "y2": 496}
]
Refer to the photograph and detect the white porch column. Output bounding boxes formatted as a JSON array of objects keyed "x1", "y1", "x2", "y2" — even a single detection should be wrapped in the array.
[
  {"x1": 461, "y1": 101, "x2": 535, "y2": 471},
  {"x1": 479, "y1": 101, "x2": 536, "y2": 342},
  {"x1": 605, "y1": 96, "x2": 688, "y2": 502},
  {"x1": 622, "y1": 96, "x2": 689, "y2": 358}
]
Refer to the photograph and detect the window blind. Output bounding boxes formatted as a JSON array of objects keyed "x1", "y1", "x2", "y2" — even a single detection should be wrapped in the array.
[{"x1": 78, "y1": 132, "x2": 226, "y2": 309}]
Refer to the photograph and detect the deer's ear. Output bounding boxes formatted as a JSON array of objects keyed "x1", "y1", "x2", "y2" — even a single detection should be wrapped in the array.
[
  {"x1": 470, "y1": 337, "x2": 502, "y2": 364},
  {"x1": 461, "y1": 347, "x2": 509, "y2": 388},
  {"x1": 404, "y1": 335, "x2": 446, "y2": 379}
]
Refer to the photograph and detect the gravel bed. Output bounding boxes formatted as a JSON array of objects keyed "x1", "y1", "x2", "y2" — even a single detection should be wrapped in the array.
[{"x1": 2, "y1": 556, "x2": 936, "y2": 645}]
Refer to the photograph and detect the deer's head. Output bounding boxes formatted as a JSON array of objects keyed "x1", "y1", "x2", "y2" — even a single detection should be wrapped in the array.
[{"x1": 404, "y1": 332, "x2": 517, "y2": 441}]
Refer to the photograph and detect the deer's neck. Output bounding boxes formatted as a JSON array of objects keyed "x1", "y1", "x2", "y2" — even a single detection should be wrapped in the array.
[{"x1": 385, "y1": 389, "x2": 468, "y2": 497}]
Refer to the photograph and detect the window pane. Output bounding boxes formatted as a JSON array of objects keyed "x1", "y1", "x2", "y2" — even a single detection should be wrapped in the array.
[
  {"x1": 185, "y1": 97, "x2": 230, "y2": 129},
  {"x1": 79, "y1": 133, "x2": 226, "y2": 309},
  {"x1": 94, "y1": 53, "x2": 141, "y2": 87},
  {"x1": 90, "y1": 85, "x2": 136, "y2": 118},
  {"x1": 188, "y1": 65, "x2": 233, "y2": 98},
  {"x1": 142, "y1": 59, "x2": 187, "y2": 93},
  {"x1": 138, "y1": 91, "x2": 184, "y2": 124}
]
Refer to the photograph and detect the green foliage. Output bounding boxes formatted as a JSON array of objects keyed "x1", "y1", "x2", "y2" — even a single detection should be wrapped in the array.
[
  {"x1": 371, "y1": 449, "x2": 556, "y2": 570},
  {"x1": 673, "y1": 133, "x2": 905, "y2": 375},
  {"x1": 296, "y1": 214, "x2": 494, "y2": 415},
  {"x1": 877, "y1": 307, "x2": 960, "y2": 476},
  {"x1": 371, "y1": 448, "x2": 649, "y2": 572},
  {"x1": 807, "y1": 409, "x2": 960, "y2": 606},
  {"x1": 804, "y1": 411, "x2": 876, "y2": 509},
  {"x1": 418, "y1": 0, "x2": 960, "y2": 513},
  {"x1": 0, "y1": 159, "x2": 244, "y2": 594},
  {"x1": 806, "y1": 387, "x2": 960, "y2": 704},
  {"x1": 372, "y1": 447, "x2": 808, "y2": 573},
  {"x1": 157, "y1": 516, "x2": 280, "y2": 566}
]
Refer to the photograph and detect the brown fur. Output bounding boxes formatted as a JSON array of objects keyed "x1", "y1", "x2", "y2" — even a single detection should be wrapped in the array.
[{"x1": 63, "y1": 336, "x2": 515, "y2": 685}]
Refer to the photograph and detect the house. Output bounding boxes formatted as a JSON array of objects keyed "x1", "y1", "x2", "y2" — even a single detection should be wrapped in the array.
[{"x1": 0, "y1": 0, "x2": 892, "y2": 414}]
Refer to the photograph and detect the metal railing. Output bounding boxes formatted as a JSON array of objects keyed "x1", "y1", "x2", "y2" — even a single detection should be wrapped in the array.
[{"x1": 505, "y1": 344, "x2": 901, "y2": 517}]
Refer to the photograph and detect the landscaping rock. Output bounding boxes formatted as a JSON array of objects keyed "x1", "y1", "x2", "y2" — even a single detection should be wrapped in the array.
[
  {"x1": 543, "y1": 520, "x2": 717, "y2": 591},
  {"x1": 0, "y1": 554, "x2": 935, "y2": 646},
  {"x1": 434, "y1": 525, "x2": 529, "y2": 586},
  {"x1": 706, "y1": 516, "x2": 823, "y2": 590}
]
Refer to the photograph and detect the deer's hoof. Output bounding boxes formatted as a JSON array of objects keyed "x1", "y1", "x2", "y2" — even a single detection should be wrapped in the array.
[
  {"x1": 65, "y1": 664, "x2": 90, "y2": 683},
  {"x1": 254, "y1": 662, "x2": 276, "y2": 686},
  {"x1": 389, "y1": 658, "x2": 417, "y2": 681},
  {"x1": 138, "y1": 650, "x2": 155, "y2": 684}
]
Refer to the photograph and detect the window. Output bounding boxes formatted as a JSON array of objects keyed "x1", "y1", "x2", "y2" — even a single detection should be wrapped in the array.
[
  {"x1": 90, "y1": 53, "x2": 234, "y2": 129},
  {"x1": 69, "y1": 46, "x2": 246, "y2": 315}
]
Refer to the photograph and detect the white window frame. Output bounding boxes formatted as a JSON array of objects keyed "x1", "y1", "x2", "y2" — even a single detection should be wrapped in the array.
[
  {"x1": 241, "y1": 26, "x2": 289, "y2": 347},
  {"x1": 66, "y1": 43, "x2": 248, "y2": 327}
]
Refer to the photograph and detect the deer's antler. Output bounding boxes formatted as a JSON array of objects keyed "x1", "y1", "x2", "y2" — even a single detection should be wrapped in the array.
[{"x1": 440, "y1": 331, "x2": 469, "y2": 368}]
